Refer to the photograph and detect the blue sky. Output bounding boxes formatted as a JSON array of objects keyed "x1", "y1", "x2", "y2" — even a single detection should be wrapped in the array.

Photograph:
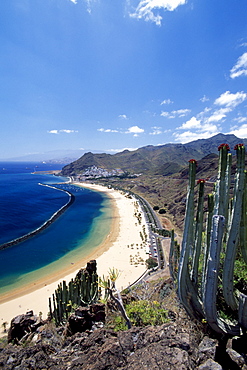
[{"x1": 1, "y1": 0, "x2": 247, "y2": 159}]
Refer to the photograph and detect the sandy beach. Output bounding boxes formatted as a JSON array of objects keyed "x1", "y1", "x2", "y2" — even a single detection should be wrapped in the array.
[{"x1": 0, "y1": 183, "x2": 149, "y2": 335}]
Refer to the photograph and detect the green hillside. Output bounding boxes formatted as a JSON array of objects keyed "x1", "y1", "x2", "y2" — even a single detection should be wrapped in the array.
[
  {"x1": 61, "y1": 133, "x2": 247, "y2": 176},
  {"x1": 61, "y1": 133, "x2": 247, "y2": 232}
]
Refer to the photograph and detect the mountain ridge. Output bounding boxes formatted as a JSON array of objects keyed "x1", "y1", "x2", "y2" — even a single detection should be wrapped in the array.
[{"x1": 61, "y1": 133, "x2": 247, "y2": 176}]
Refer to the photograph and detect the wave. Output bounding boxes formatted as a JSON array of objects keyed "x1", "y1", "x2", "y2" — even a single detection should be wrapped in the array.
[{"x1": 0, "y1": 184, "x2": 75, "y2": 251}]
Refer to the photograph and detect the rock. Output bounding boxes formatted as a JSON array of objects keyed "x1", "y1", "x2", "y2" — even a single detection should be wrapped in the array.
[
  {"x1": 76, "y1": 260, "x2": 97, "y2": 280},
  {"x1": 7, "y1": 310, "x2": 44, "y2": 344},
  {"x1": 198, "y1": 358, "x2": 223, "y2": 369},
  {"x1": 90, "y1": 303, "x2": 106, "y2": 323},
  {"x1": 226, "y1": 348, "x2": 247, "y2": 369},
  {"x1": 64, "y1": 306, "x2": 93, "y2": 336},
  {"x1": 198, "y1": 336, "x2": 218, "y2": 363},
  {"x1": 231, "y1": 334, "x2": 247, "y2": 360},
  {"x1": 63, "y1": 303, "x2": 106, "y2": 337}
]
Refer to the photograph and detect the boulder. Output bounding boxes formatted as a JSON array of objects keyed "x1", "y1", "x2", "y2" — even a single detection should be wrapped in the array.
[
  {"x1": 7, "y1": 310, "x2": 43, "y2": 344},
  {"x1": 198, "y1": 358, "x2": 223, "y2": 370},
  {"x1": 65, "y1": 306, "x2": 93, "y2": 336}
]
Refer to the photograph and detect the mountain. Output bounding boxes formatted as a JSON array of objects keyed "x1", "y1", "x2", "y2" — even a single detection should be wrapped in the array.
[{"x1": 61, "y1": 133, "x2": 247, "y2": 176}]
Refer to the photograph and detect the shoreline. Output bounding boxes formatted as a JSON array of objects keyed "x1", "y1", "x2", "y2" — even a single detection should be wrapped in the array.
[{"x1": 0, "y1": 183, "x2": 149, "y2": 334}]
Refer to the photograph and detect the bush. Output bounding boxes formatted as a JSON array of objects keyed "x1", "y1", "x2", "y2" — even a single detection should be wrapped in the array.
[
  {"x1": 113, "y1": 300, "x2": 168, "y2": 330},
  {"x1": 153, "y1": 206, "x2": 159, "y2": 211},
  {"x1": 145, "y1": 257, "x2": 158, "y2": 269},
  {"x1": 158, "y1": 208, "x2": 166, "y2": 214}
]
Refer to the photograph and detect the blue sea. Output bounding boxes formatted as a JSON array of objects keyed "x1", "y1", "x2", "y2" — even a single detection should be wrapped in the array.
[{"x1": 0, "y1": 162, "x2": 112, "y2": 295}]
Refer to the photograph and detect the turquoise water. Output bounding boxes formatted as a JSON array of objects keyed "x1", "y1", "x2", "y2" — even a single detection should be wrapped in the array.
[{"x1": 0, "y1": 162, "x2": 112, "y2": 295}]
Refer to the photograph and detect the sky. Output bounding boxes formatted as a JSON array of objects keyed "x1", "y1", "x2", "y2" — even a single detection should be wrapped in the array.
[{"x1": 1, "y1": 0, "x2": 247, "y2": 159}]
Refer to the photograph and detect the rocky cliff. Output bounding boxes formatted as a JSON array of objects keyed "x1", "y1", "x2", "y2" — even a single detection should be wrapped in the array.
[{"x1": 1, "y1": 278, "x2": 247, "y2": 369}]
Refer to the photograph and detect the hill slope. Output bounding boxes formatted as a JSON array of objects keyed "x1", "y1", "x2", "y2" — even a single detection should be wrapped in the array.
[{"x1": 61, "y1": 133, "x2": 247, "y2": 176}]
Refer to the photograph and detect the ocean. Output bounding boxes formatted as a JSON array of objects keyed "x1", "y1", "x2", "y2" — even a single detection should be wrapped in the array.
[{"x1": 0, "y1": 162, "x2": 112, "y2": 295}]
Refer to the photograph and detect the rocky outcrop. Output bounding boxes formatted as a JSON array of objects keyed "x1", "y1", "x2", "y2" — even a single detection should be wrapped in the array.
[
  {"x1": 63, "y1": 304, "x2": 106, "y2": 336},
  {"x1": 2, "y1": 273, "x2": 247, "y2": 369},
  {"x1": 7, "y1": 310, "x2": 44, "y2": 344},
  {"x1": 0, "y1": 321, "x2": 199, "y2": 369},
  {"x1": 2, "y1": 314, "x2": 247, "y2": 369}
]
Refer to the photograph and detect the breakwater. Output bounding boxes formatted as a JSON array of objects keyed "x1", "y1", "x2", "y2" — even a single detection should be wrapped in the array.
[{"x1": 0, "y1": 184, "x2": 75, "y2": 251}]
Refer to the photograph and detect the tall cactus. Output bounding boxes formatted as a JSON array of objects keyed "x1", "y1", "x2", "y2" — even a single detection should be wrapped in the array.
[
  {"x1": 173, "y1": 143, "x2": 247, "y2": 335},
  {"x1": 223, "y1": 144, "x2": 246, "y2": 311},
  {"x1": 177, "y1": 159, "x2": 204, "y2": 319},
  {"x1": 49, "y1": 260, "x2": 99, "y2": 325}
]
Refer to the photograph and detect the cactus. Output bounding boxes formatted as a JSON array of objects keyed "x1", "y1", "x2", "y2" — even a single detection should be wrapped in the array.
[
  {"x1": 49, "y1": 260, "x2": 99, "y2": 325},
  {"x1": 172, "y1": 144, "x2": 247, "y2": 335},
  {"x1": 177, "y1": 159, "x2": 204, "y2": 319}
]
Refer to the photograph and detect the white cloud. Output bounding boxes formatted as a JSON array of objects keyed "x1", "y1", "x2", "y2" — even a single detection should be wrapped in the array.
[
  {"x1": 197, "y1": 107, "x2": 211, "y2": 118},
  {"x1": 126, "y1": 125, "x2": 145, "y2": 135},
  {"x1": 61, "y1": 129, "x2": 78, "y2": 133},
  {"x1": 178, "y1": 116, "x2": 201, "y2": 130},
  {"x1": 98, "y1": 125, "x2": 144, "y2": 136},
  {"x1": 229, "y1": 124, "x2": 247, "y2": 138},
  {"x1": 69, "y1": 0, "x2": 96, "y2": 13},
  {"x1": 175, "y1": 114, "x2": 220, "y2": 143},
  {"x1": 172, "y1": 91, "x2": 247, "y2": 143},
  {"x1": 214, "y1": 90, "x2": 247, "y2": 108},
  {"x1": 161, "y1": 108, "x2": 191, "y2": 119},
  {"x1": 149, "y1": 126, "x2": 162, "y2": 135},
  {"x1": 230, "y1": 52, "x2": 247, "y2": 79},
  {"x1": 48, "y1": 129, "x2": 78, "y2": 134},
  {"x1": 48, "y1": 130, "x2": 59, "y2": 134},
  {"x1": 174, "y1": 131, "x2": 207, "y2": 143},
  {"x1": 174, "y1": 129, "x2": 219, "y2": 144},
  {"x1": 200, "y1": 95, "x2": 209, "y2": 102},
  {"x1": 97, "y1": 128, "x2": 119, "y2": 133},
  {"x1": 160, "y1": 111, "x2": 170, "y2": 117},
  {"x1": 175, "y1": 109, "x2": 191, "y2": 117},
  {"x1": 206, "y1": 108, "x2": 232, "y2": 123},
  {"x1": 107, "y1": 147, "x2": 137, "y2": 153},
  {"x1": 161, "y1": 98, "x2": 173, "y2": 105},
  {"x1": 118, "y1": 114, "x2": 128, "y2": 120},
  {"x1": 233, "y1": 116, "x2": 247, "y2": 123},
  {"x1": 200, "y1": 123, "x2": 219, "y2": 133},
  {"x1": 129, "y1": 0, "x2": 187, "y2": 26}
]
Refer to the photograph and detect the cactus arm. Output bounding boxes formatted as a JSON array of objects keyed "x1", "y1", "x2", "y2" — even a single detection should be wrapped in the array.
[
  {"x1": 214, "y1": 145, "x2": 230, "y2": 218},
  {"x1": 169, "y1": 229, "x2": 176, "y2": 281},
  {"x1": 223, "y1": 145, "x2": 246, "y2": 311},
  {"x1": 203, "y1": 215, "x2": 241, "y2": 335},
  {"x1": 224, "y1": 153, "x2": 232, "y2": 229},
  {"x1": 238, "y1": 293, "x2": 247, "y2": 329},
  {"x1": 239, "y1": 172, "x2": 247, "y2": 263},
  {"x1": 203, "y1": 215, "x2": 225, "y2": 333},
  {"x1": 201, "y1": 194, "x2": 214, "y2": 299},
  {"x1": 178, "y1": 160, "x2": 204, "y2": 319},
  {"x1": 191, "y1": 180, "x2": 205, "y2": 288}
]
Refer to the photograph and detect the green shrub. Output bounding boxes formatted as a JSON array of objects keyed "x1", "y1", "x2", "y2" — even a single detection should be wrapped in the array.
[
  {"x1": 127, "y1": 300, "x2": 168, "y2": 327},
  {"x1": 145, "y1": 257, "x2": 158, "y2": 269},
  {"x1": 113, "y1": 300, "x2": 168, "y2": 330}
]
